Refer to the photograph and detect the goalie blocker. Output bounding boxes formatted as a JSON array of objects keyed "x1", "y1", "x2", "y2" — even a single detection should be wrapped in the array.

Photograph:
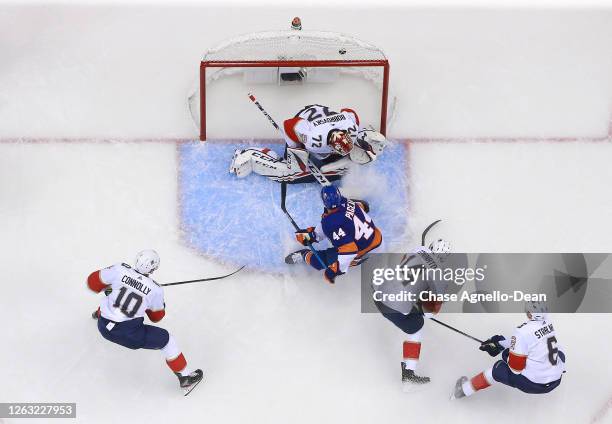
[{"x1": 229, "y1": 128, "x2": 387, "y2": 184}]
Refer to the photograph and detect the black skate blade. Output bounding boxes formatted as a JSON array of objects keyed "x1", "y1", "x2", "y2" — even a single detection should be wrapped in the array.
[{"x1": 182, "y1": 376, "x2": 203, "y2": 396}]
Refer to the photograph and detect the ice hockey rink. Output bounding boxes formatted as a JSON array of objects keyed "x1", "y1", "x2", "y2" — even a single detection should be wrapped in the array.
[{"x1": 1, "y1": 1, "x2": 612, "y2": 423}]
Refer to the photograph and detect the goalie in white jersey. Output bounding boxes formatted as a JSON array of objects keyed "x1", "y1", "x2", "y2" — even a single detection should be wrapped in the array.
[
  {"x1": 452, "y1": 300, "x2": 566, "y2": 399},
  {"x1": 229, "y1": 104, "x2": 388, "y2": 183},
  {"x1": 88, "y1": 250, "x2": 203, "y2": 395}
]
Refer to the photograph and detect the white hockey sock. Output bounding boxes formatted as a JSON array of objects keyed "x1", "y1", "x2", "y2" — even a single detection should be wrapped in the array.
[
  {"x1": 462, "y1": 368, "x2": 494, "y2": 397},
  {"x1": 402, "y1": 328, "x2": 424, "y2": 371},
  {"x1": 162, "y1": 335, "x2": 194, "y2": 376}
]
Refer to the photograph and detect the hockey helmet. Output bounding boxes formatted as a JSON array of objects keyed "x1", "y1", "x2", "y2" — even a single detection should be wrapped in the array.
[
  {"x1": 428, "y1": 238, "x2": 451, "y2": 262},
  {"x1": 134, "y1": 249, "x2": 160, "y2": 275},
  {"x1": 321, "y1": 185, "x2": 344, "y2": 209},
  {"x1": 525, "y1": 300, "x2": 548, "y2": 321},
  {"x1": 327, "y1": 130, "x2": 353, "y2": 156}
]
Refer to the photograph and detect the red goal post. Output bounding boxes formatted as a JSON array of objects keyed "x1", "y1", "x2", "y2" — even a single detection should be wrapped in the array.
[{"x1": 194, "y1": 28, "x2": 391, "y2": 141}]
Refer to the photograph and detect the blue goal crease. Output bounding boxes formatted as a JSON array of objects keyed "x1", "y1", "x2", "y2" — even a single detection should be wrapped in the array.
[{"x1": 178, "y1": 140, "x2": 410, "y2": 273}]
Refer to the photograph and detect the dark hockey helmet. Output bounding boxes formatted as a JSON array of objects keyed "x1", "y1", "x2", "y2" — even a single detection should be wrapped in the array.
[
  {"x1": 321, "y1": 185, "x2": 344, "y2": 209},
  {"x1": 327, "y1": 129, "x2": 353, "y2": 156}
]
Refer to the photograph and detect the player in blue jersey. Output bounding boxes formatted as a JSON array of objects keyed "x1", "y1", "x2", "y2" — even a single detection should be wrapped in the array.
[{"x1": 285, "y1": 185, "x2": 382, "y2": 283}]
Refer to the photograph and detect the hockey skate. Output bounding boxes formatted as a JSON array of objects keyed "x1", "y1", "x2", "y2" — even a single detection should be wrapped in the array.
[
  {"x1": 285, "y1": 249, "x2": 309, "y2": 265},
  {"x1": 401, "y1": 363, "x2": 430, "y2": 392},
  {"x1": 176, "y1": 369, "x2": 204, "y2": 396},
  {"x1": 450, "y1": 376, "x2": 468, "y2": 400}
]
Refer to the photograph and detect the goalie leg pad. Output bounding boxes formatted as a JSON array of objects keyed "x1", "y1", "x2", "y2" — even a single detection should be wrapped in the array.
[{"x1": 229, "y1": 147, "x2": 280, "y2": 178}]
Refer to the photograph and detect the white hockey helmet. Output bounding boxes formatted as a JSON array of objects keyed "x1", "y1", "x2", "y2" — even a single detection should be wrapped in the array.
[
  {"x1": 525, "y1": 300, "x2": 548, "y2": 321},
  {"x1": 428, "y1": 238, "x2": 451, "y2": 262},
  {"x1": 134, "y1": 249, "x2": 160, "y2": 275},
  {"x1": 327, "y1": 130, "x2": 354, "y2": 156}
]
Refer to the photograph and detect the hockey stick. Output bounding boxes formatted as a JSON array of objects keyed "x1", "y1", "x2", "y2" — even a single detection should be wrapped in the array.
[
  {"x1": 280, "y1": 181, "x2": 328, "y2": 269},
  {"x1": 247, "y1": 92, "x2": 331, "y2": 186},
  {"x1": 399, "y1": 219, "x2": 444, "y2": 267},
  {"x1": 248, "y1": 92, "x2": 281, "y2": 132},
  {"x1": 429, "y1": 317, "x2": 484, "y2": 344},
  {"x1": 161, "y1": 265, "x2": 245, "y2": 287},
  {"x1": 421, "y1": 219, "x2": 441, "y2": 246}
]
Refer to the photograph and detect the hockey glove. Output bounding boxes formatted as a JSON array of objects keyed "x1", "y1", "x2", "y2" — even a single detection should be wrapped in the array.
[
  {"x1": 479, "y1": 335, "x2": 506, "y2": 357},
  {"x1": 351, "y1": 198, "x2": 370, "y2": 213},
  {"x1": 324, "y1": 261, "x2": 344, "y2": 284},
  {"x1": 295, "y1": 227, "x2": 317, "y2": 246}
]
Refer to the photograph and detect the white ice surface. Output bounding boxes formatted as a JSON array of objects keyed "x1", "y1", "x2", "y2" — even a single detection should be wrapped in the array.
[
  {"x1": 0, "y1": 5, "x2": 610, "y2": 138},
  {"x1": 1, "y1": 3, "x2": 612, "y2": 424}
]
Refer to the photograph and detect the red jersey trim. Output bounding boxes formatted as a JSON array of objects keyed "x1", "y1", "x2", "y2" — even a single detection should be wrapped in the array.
[
  {"x1": 508, "y1": 351, "x2": 527, "y2": 372},
  {"x1": 341, "y1": 108, "x2": 360, "y2": 126},
  {"x1": 283, "y1": 117, "x2": 303, "y2": 144},
  {"x1": 146, "y1": 309, "x2": 166, "y2": 322},
  {"x1": 87, "y1": 270, "x2": 108, "y2": 293}
]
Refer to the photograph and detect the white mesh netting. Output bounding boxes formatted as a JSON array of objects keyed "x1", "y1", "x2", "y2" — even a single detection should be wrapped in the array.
[
  {"x1": 189, "y1": 29, "x2": 396, "y2": 136},
  {"x1": 202, "y1": 30, "x2": 387, "y2": 62}
]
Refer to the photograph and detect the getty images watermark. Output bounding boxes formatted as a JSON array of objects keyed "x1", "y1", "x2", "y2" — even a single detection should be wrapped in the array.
[
  {"x1": 371, "y1": 261, "x2": 546, "y2": 304},
  {"x1": 360, "y1": 253, "x2": 612, "y2": 313}
]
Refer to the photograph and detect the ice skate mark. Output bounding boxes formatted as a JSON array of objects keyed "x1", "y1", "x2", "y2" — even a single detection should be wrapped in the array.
[{"x1": 591, "y1": 395, "x2": 612, "y2": 423}]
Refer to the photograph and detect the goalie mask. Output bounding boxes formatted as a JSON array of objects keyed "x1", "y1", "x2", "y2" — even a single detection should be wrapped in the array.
[{"x1": 327, "y1": 130, "x2": 353, "y2": 156}]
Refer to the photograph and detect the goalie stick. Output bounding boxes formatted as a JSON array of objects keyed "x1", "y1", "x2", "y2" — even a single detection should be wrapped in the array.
[
  {"x1": 247, "y1": 92, "x2": 331, "y2": 187},
  {"x1": 161, "y1": 265, "x2": 245, "y2": 287}
]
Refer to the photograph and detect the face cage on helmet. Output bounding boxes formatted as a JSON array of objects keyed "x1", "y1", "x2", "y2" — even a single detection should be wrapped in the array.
[{"x1": 330, "y1": 132, "x2": 353, "y2": 156}]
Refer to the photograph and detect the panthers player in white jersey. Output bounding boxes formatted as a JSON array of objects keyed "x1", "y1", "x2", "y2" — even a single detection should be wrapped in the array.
[
  {"x1": 229, "y1": 104, "x2": 388, "y2": 183},
  {"x1": 451, "y1": 300, "x2": 566, "y2": 399},
  {"x1": 374, "y1": 239, "x2": 452, "y2": 387},
  {"x1": 88, "y1": 250, "x2": 203, "y2": 395}
]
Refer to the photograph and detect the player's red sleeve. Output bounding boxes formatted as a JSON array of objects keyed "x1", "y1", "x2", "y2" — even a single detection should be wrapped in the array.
[
  {"x1": 283, "y1": 117, "x2": 304, "y2": 144},
  {"x1": 508, "y1": 351, "x2": 527, "y2": 372},
  {"x1": 87, "y1": 270, "x2": 109, "y2": 293},
  {"x1": 146, "y1": 309, "x2": 166, "y2": 322},
  {"x1": 341, "y1": 108, "x2": 360, "y2": 126}
]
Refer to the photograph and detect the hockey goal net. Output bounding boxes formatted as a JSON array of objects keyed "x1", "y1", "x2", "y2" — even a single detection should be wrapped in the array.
[{"x1": 189, "y1": 21, "x2": 392, "y2": 141}]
